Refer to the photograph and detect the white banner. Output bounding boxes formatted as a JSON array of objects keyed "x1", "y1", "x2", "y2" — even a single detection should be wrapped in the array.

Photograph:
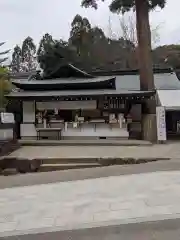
[{"x1": 156, "y1": 106, "x2": 166, "y2": 141}]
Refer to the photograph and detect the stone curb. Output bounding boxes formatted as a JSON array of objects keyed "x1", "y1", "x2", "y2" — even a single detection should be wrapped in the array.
[
  {"x1": 1, "y1": 213, "x2": 180, "y2": 238},
  {"x1": 0, "y1": 156, "x2": 171, "y2": 174},
  {"x1": 20, "y1": 142, "x2": 153, "y2": 147},
  {"x1": 19, "y1": 140, "x2": 153, "y2": 147},
  {"x1": 98, "y1": 157, "x2": 171, "y2": 166}
]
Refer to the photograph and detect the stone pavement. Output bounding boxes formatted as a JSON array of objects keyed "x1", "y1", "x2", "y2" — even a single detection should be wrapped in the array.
[
  {"x1": 1, "y1": 171, "x2": 180, "y2": 237},
  {"x1": 8, "y1": 142, "x2": 180, "y2": 160}
]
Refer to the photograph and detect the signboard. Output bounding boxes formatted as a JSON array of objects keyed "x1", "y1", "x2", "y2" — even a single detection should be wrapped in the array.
[
  {"x1": 36, "y1": 100, "x2": 97, "y2": 110},
  {"x1": 23, "y1": 101, "x2": 35, "y2": 123},
  {"x1": 1, "y1": 112, "x2": 15, "y2": 124},
  {"x1": 156, "y1": 106, "x2": 166, "y2": 141}
]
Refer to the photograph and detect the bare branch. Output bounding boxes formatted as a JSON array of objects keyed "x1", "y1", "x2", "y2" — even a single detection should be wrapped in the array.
[
  {"x1": 118, "y1": 13, "x2": 161, "y2": 47},
  {"x1": 0, "y1": 42, "x2": 5, "y2": 47},
  {"x1": 0, "y1": 50, "x2": 10, "y2": 55}
]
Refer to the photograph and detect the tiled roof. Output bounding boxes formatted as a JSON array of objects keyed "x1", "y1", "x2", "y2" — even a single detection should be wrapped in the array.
[{"x1": 115, "y1": 73, "x2": 180, "y2": 90}]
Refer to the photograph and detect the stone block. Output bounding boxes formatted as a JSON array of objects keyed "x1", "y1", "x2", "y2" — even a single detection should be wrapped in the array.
[
  {"x1": 98, "y1": 158, "x2": 116, "y2": 166},
  {"x1": 0, "y1": 157, "x2": 17, "y2": 170},
  {"x1": 16, "y1": 158, "x2": 31, "y2": 173},
  {"x1": 29, "y1": 159, "x2": 41, "y2": 172},
  {"x1": 142, "y1": 114, "x2": 157, "y2": 142},
  {"x1": 122, "y1": 158, "x2": 135, "y2": 164}
]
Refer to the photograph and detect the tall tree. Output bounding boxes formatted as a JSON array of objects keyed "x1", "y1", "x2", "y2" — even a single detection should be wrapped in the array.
[
  {"x1": 0, "y1": 43, "x2": 11, "y2": 108},
  {"x1": 21, "y1": 36, "x2": 36, "y2": 72},
  {"x1": 37, "y1": 33, "x2": 54, "y2": 57},
  {"x1": 69, "y1": 16, "x2": 132, "y2": 70},
  {"x1": 38, "y1": 38, "x2": 76, "y2": 78},
  {"x1": 81, "y1": 0, "x2": 166, "y2": 91},
  {"x1": 69, "y1": 14, "x2": 92, "y2": 57},
  {"x1": 11, "y1": 45, "x2": 22, "y2": 73}
]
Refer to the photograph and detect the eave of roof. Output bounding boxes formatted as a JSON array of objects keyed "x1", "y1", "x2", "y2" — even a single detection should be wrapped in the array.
[
  {"x1": 6, "y1": 89, "x2": 155, "y2": 99},
  {"x1": 91, "y1": 68, "x2": 173, "y2": 76},
  {"x1": 11, "y1": 76, "x2": 116, "y2": 91},
  {"x1": 11, "y1": 76, "x2": 115, "y2": 85}
]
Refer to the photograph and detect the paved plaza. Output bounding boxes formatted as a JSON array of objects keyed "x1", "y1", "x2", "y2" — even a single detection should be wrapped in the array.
[
  {"x1": 1, "y1": 171, "x2": 180, "y2": 237},
  {"x1": 8, "y1": 142, "x2": 180, "y2": 159}
]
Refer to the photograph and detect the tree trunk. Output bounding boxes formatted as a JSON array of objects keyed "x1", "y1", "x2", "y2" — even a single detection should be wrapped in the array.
[
  {"x1": 135, "y1": 0, "x2": 157, "y2": 142},
  {"x1": 135, "y1": 0, "x2": 154, "y2": 91}
]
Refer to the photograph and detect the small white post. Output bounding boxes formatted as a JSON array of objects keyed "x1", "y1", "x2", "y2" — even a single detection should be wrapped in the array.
[{"x1": 43, "y1": 119, "x2": 47, "y2": 128}]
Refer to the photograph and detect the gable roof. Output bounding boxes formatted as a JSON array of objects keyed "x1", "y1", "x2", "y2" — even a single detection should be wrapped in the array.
[
  {"x1": 43, "y1": 63, "x2": 94, "y2": 79},
  {"x1": 157, "y1": 90, "x2": 180, "y2": 110}
]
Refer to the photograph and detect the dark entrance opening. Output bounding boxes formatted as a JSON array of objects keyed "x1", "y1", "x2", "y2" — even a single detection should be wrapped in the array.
[
  {"x1": 166, "y1": 110, "x2": 180, "y2": 140},
  {"x1": 6, "y1": 100, "x2": 22, "y2": 139}
]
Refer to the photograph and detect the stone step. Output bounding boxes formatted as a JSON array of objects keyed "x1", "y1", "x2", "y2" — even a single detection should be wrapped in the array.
[
  {"x1": 40, "y1": 157, "x2": 99, "y2": 165},
  {"x1": 39, "y1": 163, "x2": 101, "y2": 172},
  {"x1": 0, "y1": 156, "x2": 170, "y2": 175},
  {"x1": 19, "y1": 139, "x2": 152, "y2": 147},
  {"x1": 0, "y1": 140, "x2": 20, "y2": 157}
]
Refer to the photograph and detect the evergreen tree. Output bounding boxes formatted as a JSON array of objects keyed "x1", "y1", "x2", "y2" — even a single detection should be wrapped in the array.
[
  {"x1": 38, "y1": 38, "x2": 76, "y2": 78},
  {"x1": 11, "y1": 45, "x2": 22, "y2": 73},
  {"x1": 21, "y1": 36, "x2": 36, "y2": 71},
  {"x1": 37, "y1": 33, "x2": 54, "y2": 57},
  {"x1": 69, "y1": 14, "x2": 92, "y2": 57}
]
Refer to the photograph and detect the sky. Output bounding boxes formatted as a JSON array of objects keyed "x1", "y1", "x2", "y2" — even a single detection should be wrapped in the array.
[{"x1": 0, "y1": 0, "x2": 180, "y2": 58}]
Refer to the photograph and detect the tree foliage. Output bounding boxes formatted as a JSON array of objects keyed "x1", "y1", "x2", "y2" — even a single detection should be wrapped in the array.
[
  {"x1": 81, "y1": 0, "x2": 166, "y2": 13},
  {"x1": 67, "y1": 14, "x2": 136, "y2": 70},
  {"x1": 21, "y1": 36, "x2": 36, "y2": 71},
  {"x1": 38, "y1": 36, "x2": 76, "y2": 78},
  {"x1": 35, "y1": 14, "x2": 179, "y2": 73},
  {"x1": 81, "y1": 0, "x2": 166, "y2": 93},
  {"x1": 37, "y1": 33, "x2": 54, "y2": 57},
  {"x1": 11, "y1": 45, "x2": 22, "y2": 73},
  {"x1": 119, "y1": 13, "x2": 160, "y2": 47},
  {"x1": 12, "y1": 11, "x2": 180, "y2": 77},
  {"x1": 0, "y1": 67, "x2": 11, "y2": 108},
  {"x1": 69, "y1": 14, "x2": 93, "y2": 58},
  {"x1": 11, "y1": 37, "x2": 37, "y2": 73}
]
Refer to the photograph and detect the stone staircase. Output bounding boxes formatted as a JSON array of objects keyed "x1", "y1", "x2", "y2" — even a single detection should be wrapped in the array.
[
  {"x1": 0, "y1": 140, "x2": 20, "y2": 157},
  {"x1": 39, "y1": 157, "x2": 101, "y2": 172},
  {"x1": 0, "y1": 139, "x2": 156, "y2": 174},
  {"x1": 0, "y1": 157, "x2": 102, "y2": 174},
  {"x1": 0, "y1": 154, "x2": 168, "y2": 175}
]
